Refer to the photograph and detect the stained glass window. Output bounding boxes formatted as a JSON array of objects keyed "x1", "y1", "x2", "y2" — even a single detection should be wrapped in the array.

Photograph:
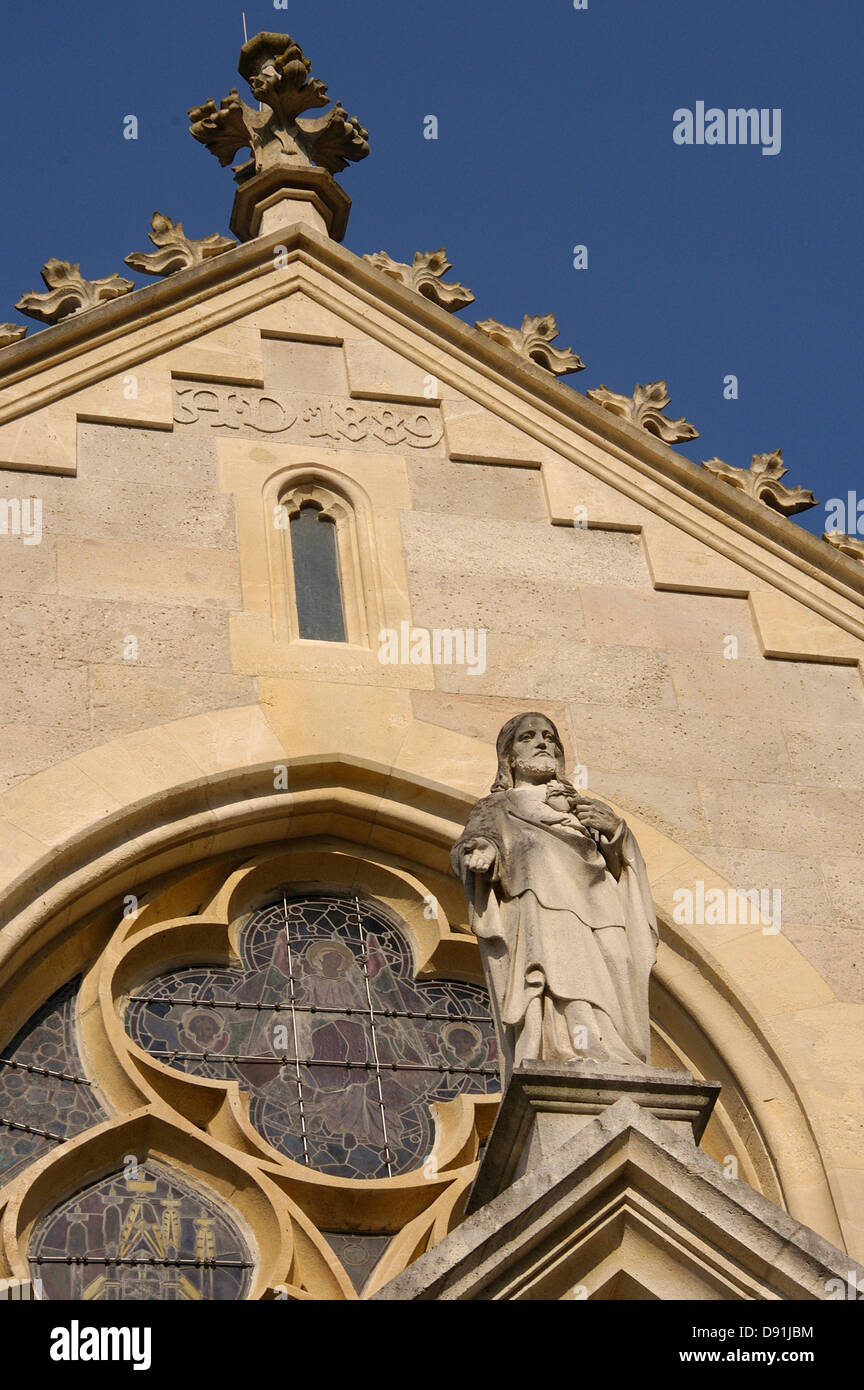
[
  {"x1": 0, "y1": 980, "x2": 106, "y2": 1186},
  {"x1": 290, "y1": 504, "x2": 347, "y2": 642},
  {"x1": 124, "y1": 895, "x2": 500, "y2": 1180},
  {"x1": 321, "y1": 1231, "x2": 393, "y2": 1294},
  {"x1": 30, "y1": 1161, "x2": 252, "y2": 1301}
]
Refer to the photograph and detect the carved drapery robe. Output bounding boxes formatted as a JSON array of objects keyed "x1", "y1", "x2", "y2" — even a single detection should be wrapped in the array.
[{"x1": 451, "y1": 786, "x2": 658, "y2": 1075}]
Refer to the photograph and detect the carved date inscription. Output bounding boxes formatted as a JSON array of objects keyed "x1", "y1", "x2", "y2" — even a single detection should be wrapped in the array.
[{"x1": 173, "y1": 383, "x2": 443, "y2": 449}]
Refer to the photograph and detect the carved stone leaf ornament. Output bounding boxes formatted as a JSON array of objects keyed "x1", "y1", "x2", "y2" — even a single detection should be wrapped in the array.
[
  {"x1": 125, "y1": 212, "x2": 236, "y2": 277},
  {"x1": 823, "y1": 529, "x2": 864, "y2": 561},
  {"x1": 475, "y1": 314, "x2": 585, "y2": 375},
  {"x1": 822, "y1": 530, "x2": 864, "y2": 561},
  {"x1": 586, "y1": 381, "x2": 699, "y2": 443},
  {"x1": 362, "y1": 248, "x2": 475, "y2": 313},
  {"x1": 701, "y1": 449, "x2": 817, "y2": 517},
  {"x1": 0, "y1": 323, "x2": 27, "y2": 347},
  {"x1": 15, "y1": 259, "x2": 134, "y2": 324},
  {"x1": 189, "y1": 32, "x2": 370, "y2": 177}
]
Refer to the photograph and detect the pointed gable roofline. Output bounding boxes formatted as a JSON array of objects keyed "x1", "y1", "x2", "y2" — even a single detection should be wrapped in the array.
[{"x1": 1, "y1": 220, "x2": 863, "y2": 645}]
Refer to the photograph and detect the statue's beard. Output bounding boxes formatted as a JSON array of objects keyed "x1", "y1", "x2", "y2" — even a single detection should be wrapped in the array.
[{"x1": 511, "y1": 752, "x2": 557, "y2": 784}]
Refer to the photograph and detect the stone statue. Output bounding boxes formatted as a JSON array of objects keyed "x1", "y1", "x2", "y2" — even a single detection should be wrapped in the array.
[{"x1": 451, "y1": 713, "x2": 658, "y2": 1078}]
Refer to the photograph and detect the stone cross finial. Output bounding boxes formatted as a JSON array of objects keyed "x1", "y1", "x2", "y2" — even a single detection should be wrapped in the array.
[
  {"x1": 586, "y1": 381, "x2": 699, "y2": 443},
  {"x1": 188, "y1": 31, "x2": 369, "y2": 243},
  {"x1": 701, "y1": 449, "x2": 817, "y2": 516}
]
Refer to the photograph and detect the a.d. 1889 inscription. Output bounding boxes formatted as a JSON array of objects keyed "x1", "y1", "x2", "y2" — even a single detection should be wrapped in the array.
[{"x1": 173, "y1": 383, "x2": 443, "y2": 449}]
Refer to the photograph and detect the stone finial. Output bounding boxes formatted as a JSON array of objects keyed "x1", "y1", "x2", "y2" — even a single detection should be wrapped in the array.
[
  {"x1": 701, "y1": 449, "x2": 817, "y2": 516},
  {"x1": 188, "y1": 31, "x2": 369, "y2": 242},
  {"x1": 0, "y1": 324, "x2": 27, "y2": 348},
  {"x1": 362, "y1": 248, "x2": 475, "y2": 313},
  {"x1": 475, "y1": 314, "x2": 585, "y2": 375},
  {"x1": 823, "y1": 530, "x2": 864, "y2": 562},
  {"x1": 15, "y1": 259, "x2": 134, "y2": 325},
  {"x1": 586, "y1": 381, "x2": 698, "y2": 443},
  {"x1": 125, "y1": 212, "x2": 236, "y2": 277}
]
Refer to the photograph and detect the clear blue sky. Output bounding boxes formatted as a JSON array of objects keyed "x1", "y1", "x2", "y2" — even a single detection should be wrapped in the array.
[{"x1": 2, "y1": 0, "x2": 861, "y2": 537}]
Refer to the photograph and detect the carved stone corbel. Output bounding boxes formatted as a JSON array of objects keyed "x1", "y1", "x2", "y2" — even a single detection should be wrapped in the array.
[
  {"x1": 475, "y1": 314, "x2": 585, "y2": 375},
  {"x1": 701, "y1": 449, "x2": 816, "y2": 516},
  {"x1": 586, "y1": 381, "x2": 698, "y2": 443},
  {"x1": 15, "y1": 260, "x2": 134, "y2": 324},
  {"x1": 125, "y1": 212, "x2": 236, "y2": 277},
  {"x1": 363, "y1": 248, "x2": 474, "y2": 312}
]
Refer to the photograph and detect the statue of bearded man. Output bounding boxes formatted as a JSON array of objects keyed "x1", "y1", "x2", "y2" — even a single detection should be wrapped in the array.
[{"x1": 450, "y1": 712, "x2": 658, "y2": 1078}]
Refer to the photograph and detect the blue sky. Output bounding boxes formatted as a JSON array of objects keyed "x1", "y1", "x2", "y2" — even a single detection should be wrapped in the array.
[{"x1": 2, "y1": 0, "x2": 861, "y2": 537}]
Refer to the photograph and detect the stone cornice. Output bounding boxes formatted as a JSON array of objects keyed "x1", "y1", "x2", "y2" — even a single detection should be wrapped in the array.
[{"x1": 1, "y1": 222, "x2": 862, "y2": 636}]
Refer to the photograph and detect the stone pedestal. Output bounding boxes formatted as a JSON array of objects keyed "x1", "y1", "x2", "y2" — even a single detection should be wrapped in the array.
[
  {"x1": 230, "y1": 166, "x2": 352, "y2": 243},
  {"x1": 467, "y1": 1061, "x2": 719, "y2": 1214},
  {"x1": 374, "y1": 1081, "x2": 861, "y2": 1300}
]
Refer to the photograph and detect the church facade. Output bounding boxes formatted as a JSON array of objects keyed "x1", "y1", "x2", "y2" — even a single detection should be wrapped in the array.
[{"x1": 0, "y1": 32, "x2": 862, "y2": 1301}]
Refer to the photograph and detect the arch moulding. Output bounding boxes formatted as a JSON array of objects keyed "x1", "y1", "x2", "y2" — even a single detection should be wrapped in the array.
[{"x1": 0, "y1": 700, "x2": 854, "y2": 1264}]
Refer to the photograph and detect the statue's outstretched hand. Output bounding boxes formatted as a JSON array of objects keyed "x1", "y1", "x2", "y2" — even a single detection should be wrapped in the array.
[
  {"x1": 574, "y1": 798, "x2": 622, "y2": 838},
  {"x1": 463, "y1": 837, "x2": 497, "y2": 874}
]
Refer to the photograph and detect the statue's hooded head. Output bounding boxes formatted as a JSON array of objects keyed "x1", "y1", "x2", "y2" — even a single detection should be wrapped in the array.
[{"x1": 491, "y1": 712, "x2": 566, "y2": 792}]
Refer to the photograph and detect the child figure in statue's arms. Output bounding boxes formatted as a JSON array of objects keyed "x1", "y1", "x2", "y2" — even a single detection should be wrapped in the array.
[{"x1": 543, "y1": 778, "x2": 622, "y2": 842}]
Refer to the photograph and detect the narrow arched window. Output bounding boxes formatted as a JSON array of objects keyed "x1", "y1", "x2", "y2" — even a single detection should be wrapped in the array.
[
  {"x1": 289, "y1": 503, "x2": 347, "y2": 642},
  {"x1": 273, "y1": 475, "x2": 381, "y2": 648}
]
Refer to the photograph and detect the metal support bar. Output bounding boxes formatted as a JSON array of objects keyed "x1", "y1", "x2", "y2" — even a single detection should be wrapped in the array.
[
  {"x1": 0, "y1": 1058, "x2": 93, "y2": 1084},
  {"x1": 142, "y1": 1052, "x2": 497, "y2": 1075},
  {"x1": 357, "y1": 897, "x2": 393, "y2": 1176},
  {"x1": 282, "y1": 894, "x2": 310, "y2": 1166},
  {"x1": 126, "y1": 995, "x2": 490, "y2": 1026}
]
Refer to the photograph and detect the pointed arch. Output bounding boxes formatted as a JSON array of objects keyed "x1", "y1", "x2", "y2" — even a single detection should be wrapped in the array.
[
  {"x1": 0, "y1": 701, "x2": 852, "y2": 1281},
  {"x1": 268, "y1": 462, "x2": 384, "y2": 648}
]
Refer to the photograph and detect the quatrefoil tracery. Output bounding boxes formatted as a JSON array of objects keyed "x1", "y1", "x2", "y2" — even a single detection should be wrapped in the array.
[
  {"x1": 0, "y1": 850, "x2": 502, "y2": 1300},
  {"x1": 123, "y1": 894, "x2": 500, "y2": 1182}
]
